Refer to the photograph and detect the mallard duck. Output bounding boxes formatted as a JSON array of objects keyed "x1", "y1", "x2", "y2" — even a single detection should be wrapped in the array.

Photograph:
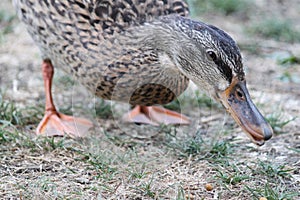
[{"x1": 13, "y1": 0, "x2": 273, "y2": 145}]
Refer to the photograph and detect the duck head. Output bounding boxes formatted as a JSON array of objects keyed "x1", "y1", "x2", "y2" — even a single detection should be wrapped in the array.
[{"x1": 160, "y1": 16, "x2": 273, "y2": 145}]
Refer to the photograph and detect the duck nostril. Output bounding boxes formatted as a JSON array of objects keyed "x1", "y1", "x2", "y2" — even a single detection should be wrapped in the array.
[
  {"x1": 235, "y1": 89, "x2": 245, "y2": 100},
  {"x1": 237, "y1": 91, "x2": 243, "y2": 97}
]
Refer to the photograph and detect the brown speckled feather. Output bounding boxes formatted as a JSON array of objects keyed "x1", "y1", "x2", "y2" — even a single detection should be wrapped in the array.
[{"x1": 14, "y1": 0, "x2": 190, "y2": 105}]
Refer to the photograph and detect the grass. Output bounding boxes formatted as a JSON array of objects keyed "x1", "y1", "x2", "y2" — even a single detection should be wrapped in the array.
[
  {"x1": 278, "y1": 55, "x2": 300, "y2": 65},
  {"x1": 1, "y1": 104, "x2": 299, "y2": 199},
  {"x1": 0, "y1": 102, "x2": 44, "y2": 126},
  {"x1": 93, "y1": 99, "x2": 114, "y2": 119},
  {"x1": 246, "y1": 183, "x2": 299, "y2": 200},
  {"x1": 255, "y1": 160, "x2": 294, "y2": 179},
  {"x1": 207, "y1": 140, "x2": 234, "y2": 160},
  {"x1": 127, "y1": 164, "x2": 148, "y2": 179},
  {"x1": 212, "y1": 159, "x2": 298, "y2": 198},
  {"x1": 176, "y1": 187, "x2": 186, "y2": 200},
  {"x1": 163, "y1": 127, "x2": 204, "y2": 157},
  {"x1": 137, "y1": 177, "x2": 156, "y2": 198},
  {"x1": 164, "y1": 90, "x2": 219, "y2": 112},
  {"x1": 279, "y1": 71, "x2": 293, "y2": 83},
  {"x1": 0, "y1": 124, "x2": 18, "y2": 144},
  {"x1": 265, "y1": 112, "x2": 296, "y2": 134},
  {"x1": 42, "y1": 137, "x2": 66, "y2": 150},
  {"x1": 20, "y1": 105, "x2": 45, "y2": 126},
  {"x1": 248, "y1": 18, "x2": 300, "y2": 43},
  {"x1": 276, "y1": 54, "x2": 300, "y2": 83},
  {"x1": 0, "y1": 91, "x2": 43, "y2": 126},
  {"x1": 161, "y1": 123, "x2": 299, "y2": 199},
  {"x1": 165, "y1": 128, "x2": 235, "y2": 163},
  {"x1": 211, "y1": 158, "x2": 298, "y2": 198},
  {"x1": 38, "y1": 177, "x2": 58, "y2": 193},
  {"x1": 277, "y1": 69, "x2": 300, "y2": 84},
  {"x1": 77, "y1": 151, "x2": 117, "y2": 179},
  {"x1": 216, "y1": 167, "x2": 250, "y2": 185},
  {"x1": 0, "y1": 98, "x2": 23, "y2": 125},
  {"x1": 243, "y1": 159, "x2": 299, "y2": 199}
]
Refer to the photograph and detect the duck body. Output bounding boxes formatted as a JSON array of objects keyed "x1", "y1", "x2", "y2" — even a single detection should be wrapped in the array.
[
  {"x1": 14, "y1": 0, "x2": 273, "y2": 144},
  {"x1": 14, "y1": 0, "x2": 192, "y2": 105}
]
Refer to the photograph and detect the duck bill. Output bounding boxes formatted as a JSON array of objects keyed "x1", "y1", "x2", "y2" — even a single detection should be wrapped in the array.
[{"x1": 218, "y1": 77, "x2": 273, "y2": 146}]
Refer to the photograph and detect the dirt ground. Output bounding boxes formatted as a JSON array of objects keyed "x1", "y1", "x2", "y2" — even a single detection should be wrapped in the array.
[{"x1": 0, "y1": 0, "x2": 299, "y2": 199}]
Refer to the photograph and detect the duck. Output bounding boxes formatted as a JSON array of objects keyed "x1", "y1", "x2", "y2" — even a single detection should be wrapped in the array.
[{"x1": 13, "y1": 0, "x2": 273, "y2": 145}]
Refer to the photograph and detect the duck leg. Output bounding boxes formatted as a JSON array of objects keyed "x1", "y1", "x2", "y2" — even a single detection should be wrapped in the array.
[
  {"x1": 36, "y1": 59, "x2": 93, "y2": 137},
  {"x1": 123, "y1": 105, "x2": 190, "y2": 125}
]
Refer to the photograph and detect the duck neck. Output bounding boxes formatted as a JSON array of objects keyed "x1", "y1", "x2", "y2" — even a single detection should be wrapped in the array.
[
  {"x1": 127, "y1": 15, "x2": 211, "y2": 89},
  {"x1": 137, "y1": 15, "x2": 198, "y2": 56}
]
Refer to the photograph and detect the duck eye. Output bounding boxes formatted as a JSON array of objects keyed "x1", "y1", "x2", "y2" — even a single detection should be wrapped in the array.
[{"x1": 207, "y1": 51, "x2": 217, "y2": 61}]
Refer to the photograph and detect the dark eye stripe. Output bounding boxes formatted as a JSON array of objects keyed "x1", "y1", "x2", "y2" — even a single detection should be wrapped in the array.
[{"x1": 214, "y1": 59, "x2": 233, "y2": 83}]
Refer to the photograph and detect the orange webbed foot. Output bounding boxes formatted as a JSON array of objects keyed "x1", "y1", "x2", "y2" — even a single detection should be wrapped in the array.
[
  {"x1": 36, "y1": 110, "x2": 93, "y2": 138},
  {"x1": 123, "y1": 105, "x2": 190, "y2": 125}
]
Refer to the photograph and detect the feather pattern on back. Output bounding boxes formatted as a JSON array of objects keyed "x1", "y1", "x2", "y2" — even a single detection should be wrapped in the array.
[{"x1": 14, "y1": 0, "x2": 190, "y2": 105}]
